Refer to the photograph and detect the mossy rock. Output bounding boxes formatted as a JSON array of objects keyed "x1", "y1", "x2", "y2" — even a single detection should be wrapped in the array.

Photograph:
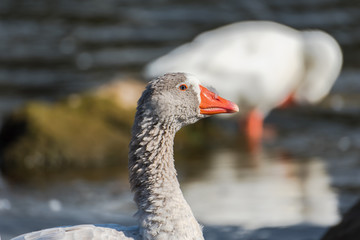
[{"x1": 0, "y1": 79, "x2": 143, "y2": 179}]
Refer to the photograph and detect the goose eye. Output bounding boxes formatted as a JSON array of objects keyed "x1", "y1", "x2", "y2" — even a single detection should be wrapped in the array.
[{"x1": 179, "y1": 84, "x2": 188, "y2": 91}]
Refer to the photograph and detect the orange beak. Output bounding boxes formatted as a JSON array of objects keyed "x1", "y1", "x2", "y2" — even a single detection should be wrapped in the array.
[{"x1": 199, "y1": 85, "x2": 239, "y2": 115}]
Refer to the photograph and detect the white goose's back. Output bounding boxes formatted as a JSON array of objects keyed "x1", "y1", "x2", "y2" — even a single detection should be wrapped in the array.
[
  {"x1": 295, "y1": 30, "x2": 342, "y2": 104},
  {"x1": 145, "y1": 21, "x2": 304, "y2": 114}
]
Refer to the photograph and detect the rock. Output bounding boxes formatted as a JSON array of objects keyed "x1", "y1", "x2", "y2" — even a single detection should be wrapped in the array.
[
  {"x1": 321, "y1": 199, "x2": 360, "y2": 240},
  {"x1": 95, "y1": 77, "x2": 146, "y2": 110}
]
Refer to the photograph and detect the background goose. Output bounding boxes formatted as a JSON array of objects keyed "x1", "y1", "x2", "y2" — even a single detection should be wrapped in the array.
[
  {"x1": 11, "y1": 73, "x2": 239, "y2": 240},
  {"x1": 144, "y1": 21, "x2": 343, "y2": 151}
]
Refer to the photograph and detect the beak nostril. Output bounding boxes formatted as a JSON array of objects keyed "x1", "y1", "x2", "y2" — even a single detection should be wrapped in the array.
[{"x1": 199, "y1": 84, "x2": 239, "y2": 114}]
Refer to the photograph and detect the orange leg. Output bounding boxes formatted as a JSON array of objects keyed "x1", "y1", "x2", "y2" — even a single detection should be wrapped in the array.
[
  {"x1": 278, "y1": 91, "x2": 296, "y2": 109},
  {"x1": 242, "y1": 109, "x2": 264, "y2": 154}
]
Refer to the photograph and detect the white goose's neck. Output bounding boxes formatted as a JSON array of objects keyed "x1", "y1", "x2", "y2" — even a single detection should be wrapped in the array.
[{"x1": 129, "y1": 115, "x2": 204, "y2": 240}]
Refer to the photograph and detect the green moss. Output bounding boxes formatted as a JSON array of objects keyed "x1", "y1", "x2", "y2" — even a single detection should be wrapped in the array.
[{"x1": 0, "y1": 93, "x2": 135, "y2": 179}]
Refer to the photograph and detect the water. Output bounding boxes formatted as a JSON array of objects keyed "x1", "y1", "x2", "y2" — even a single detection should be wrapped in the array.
[{"x1": 185, "y1": 150, "x2": 338, "y2": 227}]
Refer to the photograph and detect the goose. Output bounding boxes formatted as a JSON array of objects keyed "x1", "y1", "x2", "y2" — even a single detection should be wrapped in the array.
[
  {"x1": 11, "y1": 73, "x2": 239, "y2": 240},
  {"x1": 144, "y1": 21, "x2": 343, "y2": 150}
]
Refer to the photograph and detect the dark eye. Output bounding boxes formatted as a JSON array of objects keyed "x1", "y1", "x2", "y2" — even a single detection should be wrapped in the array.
[{"x1": 179, "y1": 84, "x2": 188, "y2": 91}]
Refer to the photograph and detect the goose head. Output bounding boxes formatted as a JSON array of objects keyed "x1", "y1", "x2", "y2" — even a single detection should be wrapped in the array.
[{"x1": 136, "y1": 72, "x2": 239, "y2": 129}]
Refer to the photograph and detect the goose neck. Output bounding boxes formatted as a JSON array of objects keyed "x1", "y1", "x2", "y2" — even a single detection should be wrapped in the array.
[{"x1": 128, "y1": 120, "x2": 203, "y2": 239}]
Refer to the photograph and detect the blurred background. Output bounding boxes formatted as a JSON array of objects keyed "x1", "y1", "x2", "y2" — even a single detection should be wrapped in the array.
[{"x1": 0, "y1": 0, "x2": 360, "y2": 239}]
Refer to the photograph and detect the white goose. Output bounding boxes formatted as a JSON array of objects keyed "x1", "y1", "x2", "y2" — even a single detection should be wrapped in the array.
[
  {"x1": 144, "y1": 21, "x2": 343, "y2": 150},
  {"x1": 11, "y1": 73, "x2": 239, "y2": 240}
]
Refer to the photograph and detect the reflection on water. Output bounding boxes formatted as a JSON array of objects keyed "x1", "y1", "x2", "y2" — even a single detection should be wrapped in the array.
[
  {"x1": 0, "y1": 142, "x2": 341, "y2": 239},
  {"x1": 184, "y1": 148, "x2": 339, "y2": 228}
]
